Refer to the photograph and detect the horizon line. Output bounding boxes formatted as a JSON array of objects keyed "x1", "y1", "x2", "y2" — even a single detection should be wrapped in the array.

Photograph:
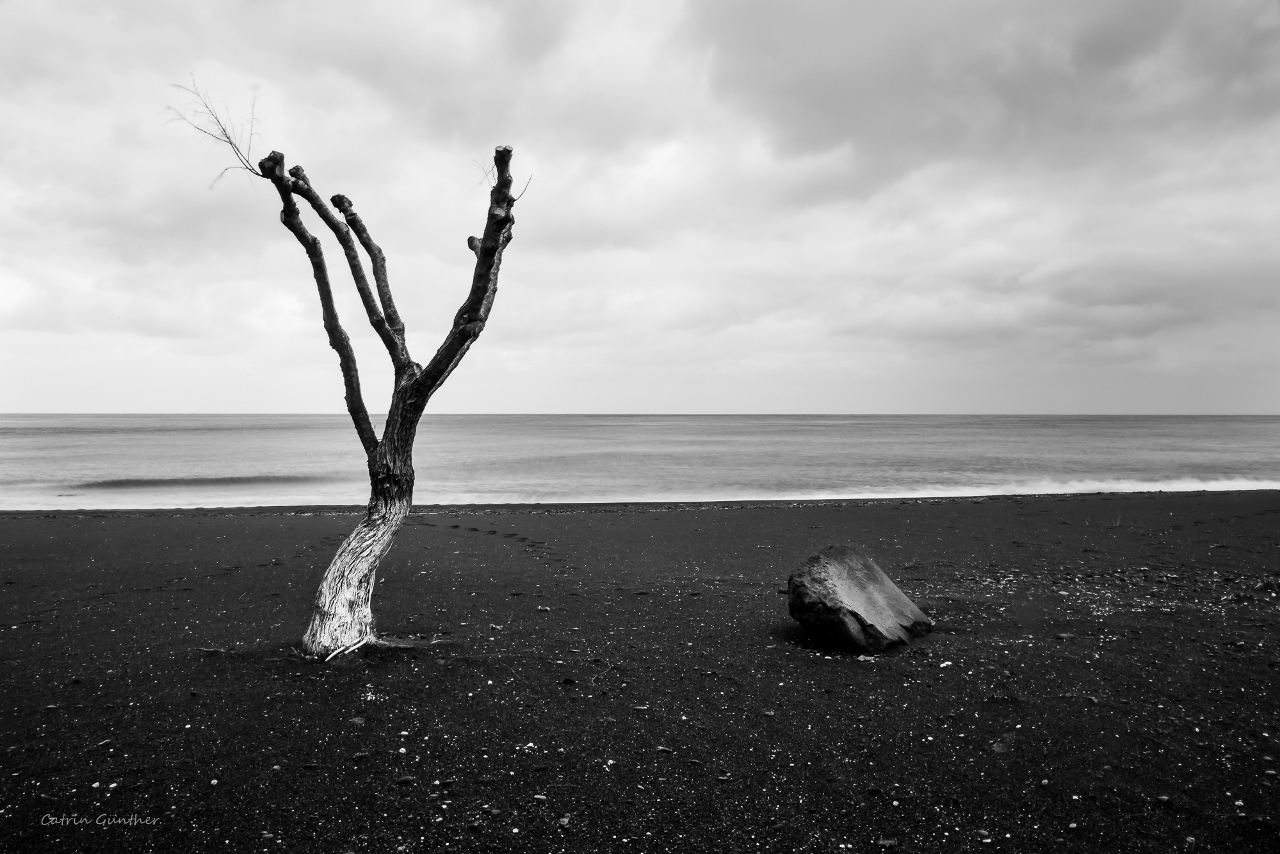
[{"x1": 1, "y1": 412, "x2": 1278, "y2": 418}]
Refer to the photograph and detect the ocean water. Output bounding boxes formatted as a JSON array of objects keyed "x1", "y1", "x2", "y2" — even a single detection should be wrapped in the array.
[{"x1": 0, "y1": 414, "x2": 1278, "y2": 511}]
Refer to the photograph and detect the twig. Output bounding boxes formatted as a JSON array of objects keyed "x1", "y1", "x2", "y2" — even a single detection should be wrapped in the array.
[
  {"x1": 169, "y1": 76, "x2": 263, "y2": 184},
  {"x1": 471, "y1": 159, "x2": 497, "y2": 188},
  {"x1": 323, "y1": 636, "x2": 370, "y2": 662},
  {"x1": 514, "y1": 174, "x2": 533, "y2": 201}
]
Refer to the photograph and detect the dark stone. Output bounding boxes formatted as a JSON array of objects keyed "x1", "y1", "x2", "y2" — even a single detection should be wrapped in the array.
[{"x1": 787, "y1": 545, "x2": 932, "y2": 652}]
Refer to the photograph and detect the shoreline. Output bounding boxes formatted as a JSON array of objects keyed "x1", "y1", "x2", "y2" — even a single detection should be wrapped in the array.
[
  {"x1": 3, "y1": 490, "x2": 1278, "y2": 851},
  {"x1": 4, "y1": 486, "x2": 1280, "y2": 518}
]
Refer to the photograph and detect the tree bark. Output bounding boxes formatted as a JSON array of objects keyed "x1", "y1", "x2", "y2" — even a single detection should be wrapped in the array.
[
  {"x1": 299, "y1": 485, "x2": 410, "y2": 655},
  {"x1": 254, "y1": 146, "x2": 516, "y2": 657}
]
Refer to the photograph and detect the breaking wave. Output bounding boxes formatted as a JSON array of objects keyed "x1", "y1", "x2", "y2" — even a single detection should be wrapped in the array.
[
  {"x1": 411, "y1": 477, "x2": 1280, "y2": 506},
  {"x1": 75, "y1": 475, "x2": 342, "y2": 490}
]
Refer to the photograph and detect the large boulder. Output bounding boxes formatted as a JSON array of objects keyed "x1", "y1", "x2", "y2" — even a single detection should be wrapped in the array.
[{"x1": 787, "y1": 545, "x2": 932, "y2": 652}]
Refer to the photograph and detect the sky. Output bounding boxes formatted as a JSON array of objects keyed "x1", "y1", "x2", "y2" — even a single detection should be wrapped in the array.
[{"x1": 1, "y1": 0, "x2": 1278, "y2": 415}]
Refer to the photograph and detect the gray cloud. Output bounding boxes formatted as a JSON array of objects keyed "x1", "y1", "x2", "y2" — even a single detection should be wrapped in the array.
[
  {"x1": 692, "y1": 1, "x2": 1280, "y2": 170},
  {"x1": 0, "y1": 0, "x2": 1276, "y2": 413}
]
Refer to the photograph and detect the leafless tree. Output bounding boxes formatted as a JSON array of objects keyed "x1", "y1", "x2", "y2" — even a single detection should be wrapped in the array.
[{"x1": 178, "y1": 86, "x2": 516, "y2": 657}]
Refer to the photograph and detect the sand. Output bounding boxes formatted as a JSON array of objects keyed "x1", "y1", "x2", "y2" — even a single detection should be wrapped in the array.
[{"x1": 2, "y1": 491, "x2": 1278, "y2": 852}]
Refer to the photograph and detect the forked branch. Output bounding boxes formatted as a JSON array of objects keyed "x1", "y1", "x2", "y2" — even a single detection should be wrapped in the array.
[
  {"x1": 412, "y1": 145, "x2": 516, "y2": 401},
  {"x1": 332, "y1": 195, "x2": 405, "y2": 340},
  {"x1": 258, "y1": 151, "x2": 378, "y2": 455},
  {"x1": 285, "y1": 168, "x2": 410, "y2": 370}
]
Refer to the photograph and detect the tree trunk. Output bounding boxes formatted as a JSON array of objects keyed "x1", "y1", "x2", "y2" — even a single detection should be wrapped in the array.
[
  {"x1": 300, "y1": 470, "x2": 412, "y2": 656},
  {"x1": 300, "y1": 377, "x2": 426, "y2": 656}
]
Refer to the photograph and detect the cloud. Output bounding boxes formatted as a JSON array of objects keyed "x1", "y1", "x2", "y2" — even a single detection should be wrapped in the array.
[
  {"x1": 690, "y1": 0, "x2": 1280, "y2": 181},
  {"x1": 0, "y1": 0, "x2": 1277, "y2": 413}
]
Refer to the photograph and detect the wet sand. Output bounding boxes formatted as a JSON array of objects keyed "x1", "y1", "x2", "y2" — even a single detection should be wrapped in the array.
[{"x1": 2, "y1": 491, "x2": 1278, "y2": 852}]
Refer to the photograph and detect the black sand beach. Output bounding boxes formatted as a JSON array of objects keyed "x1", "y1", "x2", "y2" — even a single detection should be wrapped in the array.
[{"x1": 2, "y1": 491, "x2": 1278, "y2": 852}]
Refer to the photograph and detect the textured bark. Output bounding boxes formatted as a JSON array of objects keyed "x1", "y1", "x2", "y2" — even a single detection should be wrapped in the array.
[
  {"x1": 299, "y1": 490, "x2": 410, "y2": 655},
  {"x1": 254, "y1": 146, "x2": 517, "y2": 657}
]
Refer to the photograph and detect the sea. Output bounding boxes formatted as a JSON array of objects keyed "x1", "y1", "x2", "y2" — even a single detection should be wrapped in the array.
[{"x1": 0, "y1": 414, "x2": 1278, "y2": 511}]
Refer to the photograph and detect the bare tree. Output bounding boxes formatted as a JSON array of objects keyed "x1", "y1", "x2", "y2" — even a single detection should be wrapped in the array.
[{"x1": 180, "y1": 89, "x2": 516, "y2": 657}]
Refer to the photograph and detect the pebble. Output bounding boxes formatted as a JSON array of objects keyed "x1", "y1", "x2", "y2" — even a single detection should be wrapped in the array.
[{"x1": 558, "y1": 816, "x2": 571, "y2": 827}]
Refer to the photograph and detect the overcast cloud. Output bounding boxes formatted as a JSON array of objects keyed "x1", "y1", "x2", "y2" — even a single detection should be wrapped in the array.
[{"x1": 1, "y1": 0, "x2": 1277, "y2": 413}]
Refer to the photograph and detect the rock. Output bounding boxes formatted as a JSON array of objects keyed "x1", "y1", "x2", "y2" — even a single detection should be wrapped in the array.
[{"x1": 787, "y1": 546, "x2": 932, "y2": 652}]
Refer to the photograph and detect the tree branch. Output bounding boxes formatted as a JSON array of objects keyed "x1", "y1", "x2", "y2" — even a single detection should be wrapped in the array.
[
  {"x1": 284, "y1": 168, "x2": 411, "y2": 371},
  {"x1": 258, "y1": 151, "x2": 378, "y2": 456},
  {"x1": 410, "y1": 146, "x2": 516, "y2": 402},
  {"x1": 169, "y1": 79, "x2": 262, "y2": 184},
  {"x1": 331, "y1": 194, "x2": 406, "y2": 342}
]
